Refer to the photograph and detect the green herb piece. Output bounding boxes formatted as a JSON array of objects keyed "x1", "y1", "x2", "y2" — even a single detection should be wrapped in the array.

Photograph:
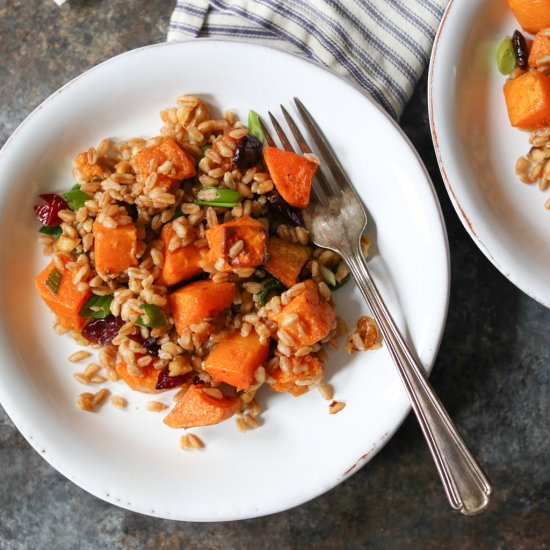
[
  {"x1": 331, "y1": 272, "x2": 351, "y2": 290},
  {"x1": 61, "y1": 184, "x2": 90, "y2": 211},
  {"x1": 258, "y1": 278, "x2": 285, "y2": 306},
  {"x1": 45, "y1": 267, "x2": 63, "y2": 296},
  {"x1": 135, "y1": 304, "x2": 167, "y2": 328},
  {"x1": 248, "y1": 110, "x2": 266, "y2": 145},
  {"x1": 79, "y1": 295, "x2": 113, "y2": 319},
  {"x1": 496, "y1": 37, "x2": 516, "y2": 75},
  {"x1": 194, "y1": 187, "x2": 242, "y2": 208},
  {"x1": 39, "y1": 225, "x2": 62, "y2": 238}
]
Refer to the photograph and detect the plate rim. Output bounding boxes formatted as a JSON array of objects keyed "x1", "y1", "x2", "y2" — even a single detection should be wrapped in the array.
[
  {"x1": 0, "y1": 38, "x2": 450, "y2": 521},
  {"x1": 428, "y1": 0, "x2": 550, "y2": 309}
]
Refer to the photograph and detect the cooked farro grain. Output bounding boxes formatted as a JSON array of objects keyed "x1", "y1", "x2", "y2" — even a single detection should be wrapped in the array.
[
  {"x1": 329, "y1": 400, "x2": 346, "y2": 414},
  {"x1": 318, "y1": 383, "x2": 334, "y2": 401},
  {"x1": 180, "y1": 433, "x2": 205, "y2": 450},
  {"x1": 111, "y1": 395, "x2": 128, "y2": 409},
  {"x1": 145, "y1": 401, "x2": 168, "y2": 412},
  {"x1": 68, "y1": 350, "x2": 92, "y2": 363}
]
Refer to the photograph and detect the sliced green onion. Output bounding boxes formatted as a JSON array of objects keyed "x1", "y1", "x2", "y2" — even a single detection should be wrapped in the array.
[
  {"x1": 39, "y1": 225, "x2": 62, "y2": 238},
  {"x1": 258, "y1": 278, "x2": 285, "y2": 306},
  {"x1": 46, "y1": 267, "x2": 62, "y2": 296},
  {"x1": 194, "y1": 201, "x2": 240, "y2": 208},
  {"x1": 496, "y1": 37, "x2": 516, "y2": 75},
  {"x1": 79, "y1": 295, "x2": 113, "y2": 319},
  {"x1": 61, "y1": 184, "x2": 90, "y2": 211},
  {"x1": 135, "y1": 304, "x2": 167, "y2": 328},
  {"x1": 194, "y1": 187, "x2": 241, "y2": 208},
  {"x1": 248, "y1": 110, "x2": 266, "y2": 145}
]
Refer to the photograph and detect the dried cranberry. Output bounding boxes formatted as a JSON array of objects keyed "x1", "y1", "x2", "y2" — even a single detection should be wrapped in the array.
[
  {"x1": 118, "y1": 201, "x2": 138, "y2": 222},
  {"x1": 267, "y1": 192, "x2": 303, "y2": 226},
  {"x1": 129, "y1": 334, "x2": 160, "y2": 357},
  {"x1": 33, "y1": 194, "x2": 68, "y2": 226},
  {"x1": 155, "y1": 367, "x2": 193, "y2": 390},
  {"x1": 233, "y1": 134, "x2": 263, "y2": 169},
  {"x1": 81, "y1": 315, "x2": 124, "y2": 345}
]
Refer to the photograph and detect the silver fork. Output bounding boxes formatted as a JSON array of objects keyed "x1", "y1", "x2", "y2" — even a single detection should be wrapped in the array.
[{"x1": 259, "y1": 99, "x2": 492, "y2": 516}]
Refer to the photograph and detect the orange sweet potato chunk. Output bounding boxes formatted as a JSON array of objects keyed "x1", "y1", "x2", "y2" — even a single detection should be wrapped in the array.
[
  {"x1": 270, "y1": 355, "x2": 323, "y2": 397},
  {"x1": 157, "y1": 222, "x2": 204, "y2": 286},
  {"x1": 164, "y1": 384, "x2": 241, "y2": 428},
  {"x1": 169, "y1": 279, "x2": 235, "y2": 335},
  {"x1": 35, "y1": 258, "x2": 91, "y2": 330},
  {"x1": 264, "y1": 236, "x2": 312, "y2": 288},
  {"x1": 205, "y1": 216, "x2": 267, "y2": 271},
  {"x1": 508, "y1": 0, "x2": 550, "y2": 34},
  {"x1": 203, "y1": 331, "x2": 270, "y2": 390},
  {"x1": 276, "y1": 280, "x2": 336, "y2": 348},
  {"x1": 263, "y1": 147, "x2": 318, "y2": 208},
  {"x1": 75, "y1": 151, "x2": 106, "y2": 180},
  {"x1": 504, "y1": 71, "x2": 550, "y2": 130},
  {"x1": 133, "y1": 137, "x2": 196, "y2": 191},
  {"x1": 528, "y1": 31, "x2": 550, "y2": 67},
  {"x1": 116, "y1": 361, "x2": 163, "y2": 394},
  {"x1": 93, "y1": 219, "x2": 138, "y2": 276}
]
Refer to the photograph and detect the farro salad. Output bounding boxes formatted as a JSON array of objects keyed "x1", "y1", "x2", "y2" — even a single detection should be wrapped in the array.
[
  {"x1": 498, "y1": 2, "x2": 550, "y2": 209},
  {"x1": 33, "y1": 95, "x2": 380, "y2": 439}
]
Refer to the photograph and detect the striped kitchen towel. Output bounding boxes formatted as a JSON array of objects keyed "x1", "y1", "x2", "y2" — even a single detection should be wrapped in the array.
[{"x1": 167, "y1": 0, "x2": 449, "y2": 118}]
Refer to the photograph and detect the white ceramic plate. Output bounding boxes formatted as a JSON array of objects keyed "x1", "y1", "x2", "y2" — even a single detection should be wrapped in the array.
[
  {"x1": 429, "y1": 0, "x2": 550, "y2": 308},
  {"x1": 0, "y1": 40, "x2": 449, "y2": 521}
]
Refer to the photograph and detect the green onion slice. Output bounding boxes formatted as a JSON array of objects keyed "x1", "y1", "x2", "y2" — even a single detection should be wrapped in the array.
[
  {"x1": 248, "y1": 110, "x2": 266, "y2": 145},
  {"x1": 61, "y1": 184, "x2": 90, "y2": 211},
  {"x1": 39, "y1": 225, "x2": 62, "y2": 238},
  {"x1": 79, "y1": 295, "x2": 113, "y2": 319},
  {"x1": 135, "y1": 304, "x2": 167, "y2": 328},
  {"x1": 496, "y1": 37, "x2": 516, "y2": 75},
  {"x1": 46, "y1": 267, "x2": 63, "y2": 296},
  {"x1": 258, "y1": 278, "x2": 285, "y2": 306},
  {"x1": 194, "y1": 187, "x2": 241, "y2": 208}
]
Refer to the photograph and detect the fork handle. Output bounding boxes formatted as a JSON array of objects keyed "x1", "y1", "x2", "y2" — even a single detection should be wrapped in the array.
[{"x1": 343, "y1": 249, "x2": 492, "y2": 516}]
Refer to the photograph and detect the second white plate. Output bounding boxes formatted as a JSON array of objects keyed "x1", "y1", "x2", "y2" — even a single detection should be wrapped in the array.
[{"x1": 430, "y1": 0, "x2": 550, "y2": 308}]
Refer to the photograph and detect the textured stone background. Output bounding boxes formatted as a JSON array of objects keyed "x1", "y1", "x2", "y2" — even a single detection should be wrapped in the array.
[{"x1": 1, "y1": 1, "x2": 549, "y2": 548}]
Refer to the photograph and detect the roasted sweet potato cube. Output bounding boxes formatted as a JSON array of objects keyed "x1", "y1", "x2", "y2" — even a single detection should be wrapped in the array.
[
  {"x1": 74, "y1": 151, "x2": 106, "y2": 180},
  {"x1": 164, "y1": 384, "x2": 241, "y2": 428},
  {"x1": 528, "y1": 31, "x2": 550, "y2": 67},
  {"x1": 205, "y1": 216, "x2": 267, "y2": 271},
  {"x1": 93, "y1": 219, "x2": 138, "y2": 276},
  {"x1": 503, "y1": 71, "x2": 550, "y2": 130},
  {"x1": 116, "y1": 360, "x2": 163, "y2": 394},
  {"x1": 269, "y1": 355, "x2": 323, "y2": 396},
  {"x1": 204, "y1": 331, "x2": 270, "y2": 390},
  {"x1": 276, "y1": 280, "x2": 335, "y2": 348},
  {"x1": 35, "y1": 258, "x2": 91, "y2": 330},
  {"x1": 507, "y1": 0, "x2": 550, "y2": 34},
  {"x1": 157, "y1": 222, "x2": 204, "y2": 286},
  {"x1": 263, "y1": 147, "x2": 318, "y2": 208},
  {"x1": 133, "y1": 137, "x2": 196, "y2": 191},
  {"x1": 264, "y1": 236, "x2": 311, "y2": 288},
  {"x1": 169, "y1": 279, "x2": 235, "y2": 335}
]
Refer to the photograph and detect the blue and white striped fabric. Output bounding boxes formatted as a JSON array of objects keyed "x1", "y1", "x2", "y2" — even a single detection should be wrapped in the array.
[{"x1": 167, "y1": 0, "x2": 449, "y2": 118}]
